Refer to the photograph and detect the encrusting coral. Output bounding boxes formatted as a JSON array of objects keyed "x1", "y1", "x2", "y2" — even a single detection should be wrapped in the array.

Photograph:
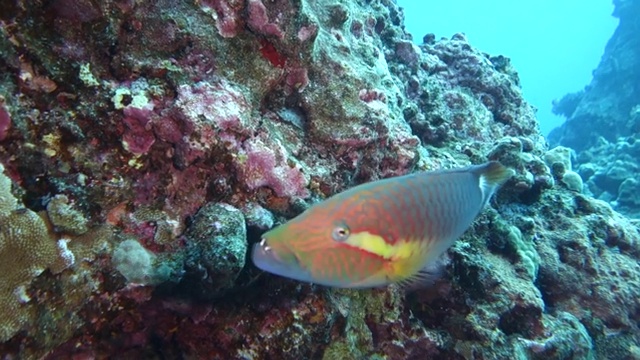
[{"x1": 0, "y1": 164, "x2": 69, "y2": 342}]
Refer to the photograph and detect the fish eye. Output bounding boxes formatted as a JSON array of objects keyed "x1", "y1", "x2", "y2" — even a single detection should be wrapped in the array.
[{"x1": 331, "y1": 225, "x2": 350, "y2": 242}]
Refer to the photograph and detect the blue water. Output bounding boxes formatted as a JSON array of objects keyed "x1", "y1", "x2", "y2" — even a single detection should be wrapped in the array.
[{"x1": 396, "y1": 0, "x2": 617, "y2": 137}]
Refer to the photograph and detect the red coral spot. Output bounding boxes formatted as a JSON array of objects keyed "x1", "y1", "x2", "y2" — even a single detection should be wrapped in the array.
[{"x1": 259, "y1": 39, "x2": 286, "y2": 68}]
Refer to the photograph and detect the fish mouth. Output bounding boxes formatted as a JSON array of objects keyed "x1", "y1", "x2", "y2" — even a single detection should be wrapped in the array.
[
  {"x1": 251, "y1": 238, "x2": 286, "y2": 271},
  {"x1": 251, "y1": 238, "x2": 315, "y2": 283},
  {"x1": 252, "y1": 238, "x2": 280, "y2": 262}
]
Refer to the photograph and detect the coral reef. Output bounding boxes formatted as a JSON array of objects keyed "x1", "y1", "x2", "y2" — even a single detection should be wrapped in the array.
[
  {"x1": 548, "y1": 0, "x2": 640, "y2": 217},
  {"x1": 0, "y1": 0, "x2": 637, "y2": 359}
]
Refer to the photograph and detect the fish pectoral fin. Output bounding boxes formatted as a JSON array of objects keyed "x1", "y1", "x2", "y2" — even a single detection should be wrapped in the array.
[{"x1": 396, "y1": 259, "x2": 444, "y2": 292}]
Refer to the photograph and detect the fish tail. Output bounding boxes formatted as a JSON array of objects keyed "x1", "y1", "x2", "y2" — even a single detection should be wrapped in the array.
[{"x1": 472, "y1": 161, "x2": 514, "y2": 206}]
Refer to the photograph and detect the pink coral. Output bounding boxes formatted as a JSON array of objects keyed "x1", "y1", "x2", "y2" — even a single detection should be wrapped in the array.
[
  {"x1": 176, "y1": 81, "x2": 249, "y2": 133},
  {"x1": 236, "y1": 136, "x2": 309, "y2": 198},
  {"x1": 201, "y1": 0, "x2": 243, "y2": 38},
  {"x1": 121, "y1": 104, "x2": 156, "y2": 155},
  {"x1": 247, "y1": 0, "x2": 284, "y2": 39}
]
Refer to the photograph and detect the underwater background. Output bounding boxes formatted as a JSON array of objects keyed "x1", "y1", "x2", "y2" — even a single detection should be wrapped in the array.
[
  {"x1": 398, "y1": 0, "x2": 618, "y2": 137},
  {"x1": 0, "y1": 0, "x2": 638, "y2": 359}
]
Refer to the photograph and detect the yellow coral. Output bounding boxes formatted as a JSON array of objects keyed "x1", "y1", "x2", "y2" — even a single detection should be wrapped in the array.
[
  {"x1": 46, "y1": 194, "x2": 89, "y2": 235},
  {"x1": 0, "y1": 164, "x2": 17, "y2": 217},
  {"x1": 0, "y1": 164, "x2": 67, "y2": 342}
]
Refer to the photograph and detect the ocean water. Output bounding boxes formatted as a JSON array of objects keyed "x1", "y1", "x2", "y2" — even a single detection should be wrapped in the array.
[{"x1": 397, "y1": 0, "x2": 618, "y2": 137}]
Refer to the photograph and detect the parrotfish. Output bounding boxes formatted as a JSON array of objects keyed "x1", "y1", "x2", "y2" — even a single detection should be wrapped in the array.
[{"x1": 252, "y1": 161, "x2": 513, "y2": 288}]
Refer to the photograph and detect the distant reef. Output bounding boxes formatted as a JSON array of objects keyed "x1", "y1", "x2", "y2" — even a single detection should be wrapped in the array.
[{"x1": 549, "y1": 0, "x2": 640, "y2": 218}]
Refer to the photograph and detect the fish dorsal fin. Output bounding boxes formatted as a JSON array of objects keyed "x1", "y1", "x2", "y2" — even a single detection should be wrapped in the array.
[{"x1": 474, "y1": 161, "x2": 514, "y2": 208}]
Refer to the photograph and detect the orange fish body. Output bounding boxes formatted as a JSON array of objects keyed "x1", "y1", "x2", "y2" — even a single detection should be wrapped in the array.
[{"x1": 252, "y1": 161, "x2": 513, "y2": 288}]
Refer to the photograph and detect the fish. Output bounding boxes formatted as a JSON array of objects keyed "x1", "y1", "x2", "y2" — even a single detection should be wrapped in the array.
[{"x1": 251, "y1": 161, "x2": 513, "y2": 288}]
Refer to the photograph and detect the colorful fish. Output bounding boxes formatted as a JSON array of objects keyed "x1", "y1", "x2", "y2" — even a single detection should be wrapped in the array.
[{"x1": 252, "y1": 161, "x2": 513, "y2": 288}]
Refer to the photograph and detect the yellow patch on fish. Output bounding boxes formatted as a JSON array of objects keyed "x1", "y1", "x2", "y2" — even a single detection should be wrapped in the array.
[{"x1": 343, "y1": 231, "x2": 432, "y2": 282}]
